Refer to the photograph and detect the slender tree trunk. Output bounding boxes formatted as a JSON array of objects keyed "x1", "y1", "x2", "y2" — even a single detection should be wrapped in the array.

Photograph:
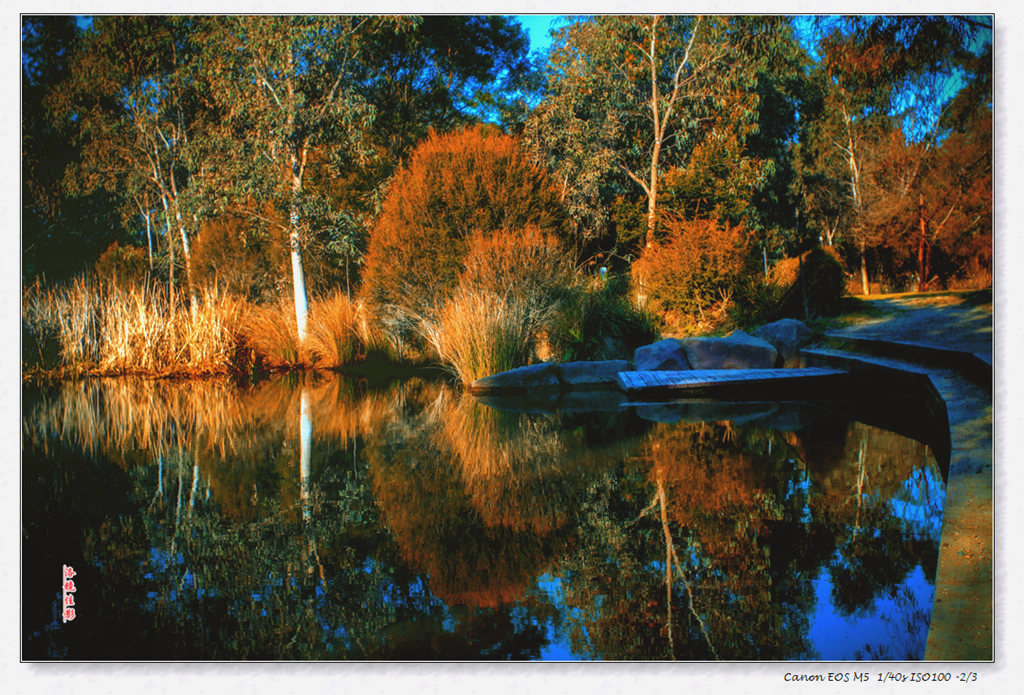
[
  {"x1": 286, "y1": 54, "x2": 309, "y2": 347},
  {"x1": 169, "y1": 177, "x2": 196, "y2": 306},
  {"x1": 644, "y1": 17, "x2": 663, "y2": 250},
  {"x1": 840, "y1": 100, "x2": 870, "y2": 296},
  {"x1": 860, "y1": 240, "x2": 870, "y2": 296},
  {"x1": 917, "y1": 192, "x2": 928, "y2": 291},
  {"x1": 289, "y1": 198, "x2": 309, "y2": 346},
  {"x1": 145, "y1": 211, "x2": 154, "y2": 271},
  {"x1": 161, "y1": 193, "x2": 176, "y2": 289}
]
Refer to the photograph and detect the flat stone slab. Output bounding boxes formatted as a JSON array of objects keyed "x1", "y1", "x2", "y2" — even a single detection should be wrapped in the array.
[
  {"x1": 617, "y1": 367, "x2": 847, "y2": 396},
  {"x1": 469, "y1": 362, "x2": 561, "y2": 394}
]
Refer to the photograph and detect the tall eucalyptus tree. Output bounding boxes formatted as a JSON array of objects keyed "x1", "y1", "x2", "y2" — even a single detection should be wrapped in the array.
[{"x1": 193, "y1": 16, "x2": 416, "y2": 344}]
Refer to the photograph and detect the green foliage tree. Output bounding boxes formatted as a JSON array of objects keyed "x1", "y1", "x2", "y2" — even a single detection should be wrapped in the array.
[
  {"x1": 190, "y1": 16, "x2": 417, "y2": 344},
  {"x1": 526, "y1": 15, "x2": 805, "y2": 260},
  {"x1": 22, "y1": 16, "x2": 125, "y2": 283}
]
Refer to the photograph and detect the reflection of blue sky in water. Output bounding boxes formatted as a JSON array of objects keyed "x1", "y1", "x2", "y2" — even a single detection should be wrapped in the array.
[
  {"x1": 808, "y1": 466, "x2": 944, "y2": 661},
  {"x1": 536, "y1": 573, "x2": 581, "y2": 661},
  {"x1": 810, "y1": 565, "x2": 934, "y2": 660}
]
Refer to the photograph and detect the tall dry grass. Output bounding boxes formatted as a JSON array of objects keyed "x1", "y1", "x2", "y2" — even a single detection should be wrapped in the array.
[
  {"x1": 417, "y1": 287, "x2": 556, "y2": 385},
  {"x1": 23, "y1": 279, "x2": 246, "y2": 376},
  {"x1": 242, "y1": 291, "x2": 387, "y2": 369},
  {"x1": 415, "y1": 227, "x2": 576, "y2": 384},
  {"x1": 306, "y1": 291, "x2": 385, "y2": 368},
  {"x1": 241, "y1": 298, "x2": 303, "y2": 369}
]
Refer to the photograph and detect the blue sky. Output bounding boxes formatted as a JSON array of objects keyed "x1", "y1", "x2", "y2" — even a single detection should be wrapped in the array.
[{"x1": 515, "y1": 14, "x2": 561, "y2": 56}]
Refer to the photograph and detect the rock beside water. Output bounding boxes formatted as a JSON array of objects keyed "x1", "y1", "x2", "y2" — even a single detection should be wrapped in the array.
[
  {"x1": 634, "y1": 339, "x2": 690, "y2": 371},
  {"x1": 470, "y1": 362, "x2": 561, "y2": 393},
  {"x1": 471, "y1": 319, "x2": 813, "y2": 395},
  {"x1": 470, "y1": 359, "x2": 632, "y2": 393},
  {"x1": 559, "y1": 360, "x2": 633, "y2": 387},
  {"x1": 681, "y1": 330, "x2": 779, "y2": 370},
  {"x1": 754, "y1": 318, "x2": 813, "y2": 367}
]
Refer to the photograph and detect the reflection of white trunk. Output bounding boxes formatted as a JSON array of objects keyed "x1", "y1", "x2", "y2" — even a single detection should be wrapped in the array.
[
  {"x1": 299, "y1": 387, "x2": 312, "y2": 522},
  {"x1": 157, "y1": 455, "x2": 164, "y2": 497},
  {"x1": 175, "y1": 455, "x2": 183, "y2": 529},
  {"x1": 188, "y1": 462, "x2": 199, "y2": 516},
  {"x1": 853, "y1": 437, "x2": 867, "y2": 540}
]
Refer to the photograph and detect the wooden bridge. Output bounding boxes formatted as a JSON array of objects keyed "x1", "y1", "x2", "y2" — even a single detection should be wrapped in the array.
[{"x1": 617, "y1": 367, "x2": 849, "y2": 398}]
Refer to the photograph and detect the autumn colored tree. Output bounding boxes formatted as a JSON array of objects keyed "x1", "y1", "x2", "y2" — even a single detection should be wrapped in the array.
[
  {"x1": 794, "y1": 16, "x2": 991, "y2": 293},
  {"x1": 631, "y1": 216, "x2": 753, "y2": 331},
  {"x1": 362, "y1": 125, "x2": 568, "y2": 319}
]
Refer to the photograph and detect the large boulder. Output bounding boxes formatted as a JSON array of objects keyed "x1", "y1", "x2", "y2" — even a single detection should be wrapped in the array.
[
  {"x1": 558, "y1": 360, "x2": 632, "y2": 388},
  {"x1": 634, "y1": 339, "x2": 691, "y2": 371},
  {"x1": 754, "y1": 319, "x2": 813, "y2": 368},
  {"x1": 469, "y1": 362, "x2": 561, "y2": 394},
  {"x1": 681, "y1": 330, "x2": 778, "y2": 370}
]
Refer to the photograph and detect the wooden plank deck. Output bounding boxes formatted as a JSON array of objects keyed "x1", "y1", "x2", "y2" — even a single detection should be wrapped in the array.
[{"x1": 617, "y1": 367, "x2": 848, "y2": 396}]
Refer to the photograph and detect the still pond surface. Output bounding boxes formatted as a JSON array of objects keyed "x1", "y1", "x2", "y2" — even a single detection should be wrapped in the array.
[{"x1": 23, "y1": 373, "x2": 944, "y2": 660}]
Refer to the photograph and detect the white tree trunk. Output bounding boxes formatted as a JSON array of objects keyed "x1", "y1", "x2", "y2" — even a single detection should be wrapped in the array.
[{"x1": 290, "y1": 227, "x2": 309, "y2": 345}]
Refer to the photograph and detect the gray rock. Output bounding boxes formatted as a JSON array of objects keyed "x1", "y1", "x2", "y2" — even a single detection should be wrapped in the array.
[
  {"x1": 681, "y1": 331, "x2": 779, "y2": 370},
  {"x1": 634, "y1": 339, "x2": 691, "y2": 371},
  {"x1": 469, "y1": 362, "x2": 561, "y2": 393},
  {"x1": 558, "y1": 360, "x2": 632, "y2": 388},
  {"x1": 754, "y1": 319, "x2": 813, "y2": 367}
]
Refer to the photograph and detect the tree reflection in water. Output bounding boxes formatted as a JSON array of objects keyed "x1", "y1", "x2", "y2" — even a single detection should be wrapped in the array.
[{"x1": 22, "y1": 375, "x2": 943, "y2": 660}]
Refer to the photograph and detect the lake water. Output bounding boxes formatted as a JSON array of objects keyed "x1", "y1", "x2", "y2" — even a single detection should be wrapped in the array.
[{"x1": 22, "y1": 373, "x2": 945, "y2": 660}]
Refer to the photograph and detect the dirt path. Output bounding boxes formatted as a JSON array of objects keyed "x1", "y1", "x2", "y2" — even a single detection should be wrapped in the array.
[{"x1": 832, "y1": 290, "x2": 993, "y2": 364}]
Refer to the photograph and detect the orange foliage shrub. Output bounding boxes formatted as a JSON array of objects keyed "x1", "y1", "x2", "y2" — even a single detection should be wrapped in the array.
[
  {"x1": 459, "y1": 225, "x2": 576, "y2": 305},
  {"x1": 631, "y1": 216, "x2": 751, "y2": 329},
  {"x1": 192, "y1": 214, "x2": 286, "y2": 301},
  {"x1": 362, "y1": 125, "x2": 568, "y2": 317},
  {"x1": 93, "y1": 242, "x2": 149, "y2": 287}
]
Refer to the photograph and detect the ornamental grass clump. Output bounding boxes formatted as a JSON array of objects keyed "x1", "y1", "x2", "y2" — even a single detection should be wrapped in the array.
[
  {"x1": 417, "y1": 227, "x2": 575, "y2": 385},
  {"x1": 306, "y1": 291, "x2": 385, "y2": 368},
  {"x1": 418, "y1": 287, "x2": 553, "y2": 386}
]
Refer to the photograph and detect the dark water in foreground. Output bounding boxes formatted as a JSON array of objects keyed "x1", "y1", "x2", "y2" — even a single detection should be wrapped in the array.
[{"x1": 22, "y1": 374, "x2": 944, "y2": 660}]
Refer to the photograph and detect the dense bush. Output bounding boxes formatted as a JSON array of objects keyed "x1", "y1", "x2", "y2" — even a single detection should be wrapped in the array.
[
  {"x1": 459, "y1": 225, "x2": 576, "y2": 307},
  {"x1": 631, "y1": 216, "x2": 754, "y2": 333},
  {"x1": 362, "y1": 125, "x2": 568, "y2": 321},
  {"x1": 93, "y1": 242, "x2": 150, "y2": 287},
  {"x1": 768, "y1": 246, "x2": 847, "y2": 319},
  {"x1": 548, "y1": 273, "x2": 659, "y2": 362}
]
